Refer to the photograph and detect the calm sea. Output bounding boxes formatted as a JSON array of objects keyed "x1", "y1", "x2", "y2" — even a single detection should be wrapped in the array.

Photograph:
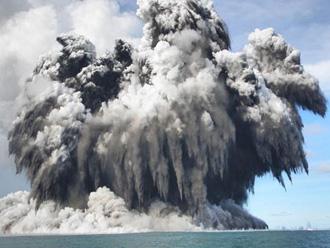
[{"x1": 1, "y1": 231, "x2": 330, "y2": 248}]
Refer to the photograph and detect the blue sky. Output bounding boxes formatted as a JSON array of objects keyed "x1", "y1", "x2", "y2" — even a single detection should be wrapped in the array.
[{"x1": 0, "y1": 0, "x2": 329, "y2": 230}]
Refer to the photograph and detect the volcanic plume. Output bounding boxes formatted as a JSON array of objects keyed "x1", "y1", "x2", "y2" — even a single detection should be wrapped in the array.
[{"x1": 5, "y1": 0, "x2": 326, "y2": 231}]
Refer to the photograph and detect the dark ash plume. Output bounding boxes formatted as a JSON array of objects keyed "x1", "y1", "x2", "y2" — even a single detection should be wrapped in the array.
[{"x1": 8, "y1": 0, "x2": 326, "y2": 230}]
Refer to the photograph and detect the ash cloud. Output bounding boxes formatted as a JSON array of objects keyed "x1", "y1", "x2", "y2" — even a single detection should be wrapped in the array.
[
  {"x1": 0, "y1": 0, "x2": 141, "y2": 186},
  {"x1": 2, "y1": 0, "x2": 327, "y2": 232}
]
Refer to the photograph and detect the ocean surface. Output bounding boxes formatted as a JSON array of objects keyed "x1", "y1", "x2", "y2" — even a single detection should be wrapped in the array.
[{"x1": 1, "y1": 231, "x2": 330, "y2": 248}]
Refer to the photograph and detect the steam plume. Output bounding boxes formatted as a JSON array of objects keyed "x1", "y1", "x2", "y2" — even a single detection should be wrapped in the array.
[{"x1": 5, "y1": 0, "x2": 326, "y2": 231}]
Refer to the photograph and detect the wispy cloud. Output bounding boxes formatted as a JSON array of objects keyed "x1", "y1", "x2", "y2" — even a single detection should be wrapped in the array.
[
  {"x1": 311, "y1": 162, "x2": 330, "y2": 174},
  {"x1": 0, "y1": 0, "x2": 30, "y2": 24},
  {"x1": 305, "y1": 60, "x2": 330, "y2": 94},
  {"x1": 317, "y1": 163, "x2": 330, "y2": 174},
  {"x1": 217, "y1": 0, "x2": 317, "y2": 24},
  {"x1": 303, "y1": 123, "x2": 329, "y2": 136},
  {"x1": 271, "y1": 211, "x2": 292, "y2": 217}
]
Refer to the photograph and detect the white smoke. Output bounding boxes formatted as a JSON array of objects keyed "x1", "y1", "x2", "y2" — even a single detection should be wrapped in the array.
[
  {"x1": 0, "y1": 187, "x2": 201, "y2": 234},
  {"x1": 0, "y1": 186, "x2": 270, "y2": 234}
]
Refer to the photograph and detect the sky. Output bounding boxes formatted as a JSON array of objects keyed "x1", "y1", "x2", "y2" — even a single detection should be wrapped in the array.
[{"x1": 0, "y1": 0, "x2": 329, "y2": 230}]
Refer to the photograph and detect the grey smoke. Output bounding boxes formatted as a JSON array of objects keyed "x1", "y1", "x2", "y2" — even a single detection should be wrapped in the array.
[{"x1": 6, "y1": 0, "x2": 326, "y2": 230}]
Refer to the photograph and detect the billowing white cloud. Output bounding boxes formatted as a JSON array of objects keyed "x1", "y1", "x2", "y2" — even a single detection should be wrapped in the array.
[
  {"x1": 69, "y1": 0, "x2": 142, "y2": 55},
  {"x1": 0, "y1": 5, "x2": 58, "y2": 103}
]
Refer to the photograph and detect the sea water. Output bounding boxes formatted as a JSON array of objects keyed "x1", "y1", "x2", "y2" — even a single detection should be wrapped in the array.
[{"x1": 1, "y1": 231, "x2": 330, "y2": 248}]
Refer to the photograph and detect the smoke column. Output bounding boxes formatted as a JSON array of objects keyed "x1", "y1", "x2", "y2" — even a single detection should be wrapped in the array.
[{"x1": 2, "y1": 0, "x2": 326, "y2": 232}]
